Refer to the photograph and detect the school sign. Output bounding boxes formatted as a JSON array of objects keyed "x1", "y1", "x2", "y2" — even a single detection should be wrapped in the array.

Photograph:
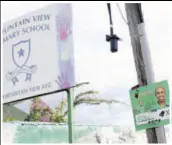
[{"x1": 3, "y1": 4, "x2": 75, "y2": 103}]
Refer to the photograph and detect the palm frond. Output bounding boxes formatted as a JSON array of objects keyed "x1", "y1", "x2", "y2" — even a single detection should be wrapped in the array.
[
  {"x1": 74, "y1": 82, "x2": 90, "y2": 88},
  {"x1": 73, "y1": 98, "x2": 129, "y2": 107},
  {"x1": 62, "y1": 97, "x2": 129, "y2": 117},
  {"x1": 75, "y1": 90, "x2": 99, "y2": 101}
]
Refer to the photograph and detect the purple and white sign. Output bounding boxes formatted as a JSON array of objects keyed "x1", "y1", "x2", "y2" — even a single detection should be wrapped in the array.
[{"x1": 3, "y1": 4, "x2": 75, "y2": 103}]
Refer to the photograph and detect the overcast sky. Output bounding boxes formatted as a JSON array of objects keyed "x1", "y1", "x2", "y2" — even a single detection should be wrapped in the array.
[{"x1": 1, "y1": 2, "x2": 172, "y2": 138}]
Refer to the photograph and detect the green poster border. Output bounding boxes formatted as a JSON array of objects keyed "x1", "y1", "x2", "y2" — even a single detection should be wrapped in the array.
[{"x1": 129, "y1": 80, "x2": 170, "y2": 131}]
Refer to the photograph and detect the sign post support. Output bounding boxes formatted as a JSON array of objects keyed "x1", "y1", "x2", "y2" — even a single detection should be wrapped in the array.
[{"x1": 66, "y1": 89, "x2": 73, "y2": 143}]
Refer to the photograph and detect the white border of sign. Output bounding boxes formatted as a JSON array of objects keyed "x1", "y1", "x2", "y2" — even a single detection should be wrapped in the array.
[{"x1": 2, "y1": 3, "x2": 75, "y2": 104}]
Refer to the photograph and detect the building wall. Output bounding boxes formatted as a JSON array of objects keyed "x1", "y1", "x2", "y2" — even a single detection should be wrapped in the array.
[{"x1": 3, "y1": 122, "x2": 148, "y2": 143}]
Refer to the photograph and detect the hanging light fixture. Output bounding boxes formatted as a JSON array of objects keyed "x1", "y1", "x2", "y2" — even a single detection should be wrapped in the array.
[{"x1": 106, "y1": 3, "x2": 121, "y2": 53}]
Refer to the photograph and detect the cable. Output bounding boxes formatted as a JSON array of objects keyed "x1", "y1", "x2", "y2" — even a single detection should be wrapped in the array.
[{"x1": 116, "y1": 3, "x2": 129, "y2": 25}]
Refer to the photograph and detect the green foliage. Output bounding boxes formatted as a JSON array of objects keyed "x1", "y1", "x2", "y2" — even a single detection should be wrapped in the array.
[
  {"x1": 53, "y1": 114, "x2": 67, "y2": 123},
  {"x1": 3, "y1": 117, "x2": 17, "y2": 122},
  {"x1": 25, "y1": 82, "x2": 129, "y2": 123}
]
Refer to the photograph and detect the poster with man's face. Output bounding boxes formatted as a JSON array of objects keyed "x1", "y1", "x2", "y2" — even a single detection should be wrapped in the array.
[{"x1": 129, "y1": 80, "x2": 170, "y2": 131}]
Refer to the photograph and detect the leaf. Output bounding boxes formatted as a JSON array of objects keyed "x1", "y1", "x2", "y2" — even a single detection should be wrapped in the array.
[
  {"x1": 55, "y1": 99, "x2": 67, "y2": 115},
  {"x1": 75, "y1": 90, "x2": 99, "y2": 101},
  {"x1": 73, "y1": 98, "x2": 122, "y2": 106},
  {"x1": 62, "y1": 97, "x2": 129, "y2": 117},
  {"x1": 74, "y1": 82, "x2": 90, "y2": 88}
]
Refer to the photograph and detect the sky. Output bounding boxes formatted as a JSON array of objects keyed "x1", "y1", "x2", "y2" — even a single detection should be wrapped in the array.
[{"x1": 1, "y1": 1, "x2": 172, "y2": 139}]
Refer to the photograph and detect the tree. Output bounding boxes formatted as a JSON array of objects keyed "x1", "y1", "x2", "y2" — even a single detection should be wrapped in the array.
[
  {"x1": 25, "y1": 97, "x2": 53, "y2": 122},
  {"x1": 58, "y1": 82, "x2": 129, "y2": 119},
  {"x1": 25, "y1": 82, "x2": 129, "y2": 123}
]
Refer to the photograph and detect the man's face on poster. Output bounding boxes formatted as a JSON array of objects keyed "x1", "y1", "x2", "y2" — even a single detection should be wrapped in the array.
[{"x1": 155, "y1": 87, "x2": 165, "y2": 104}]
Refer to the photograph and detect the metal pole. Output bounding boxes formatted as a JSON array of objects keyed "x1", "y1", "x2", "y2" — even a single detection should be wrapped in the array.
[
  {"x1": 125, "y1": 3, "x2": 166, "y2": 143},
  {"x1": 107, "y1": 3, "x2": 113, "y2": 36},
  {"x1": 66, "y1": 89, "x2": 73, "y2": 143}
]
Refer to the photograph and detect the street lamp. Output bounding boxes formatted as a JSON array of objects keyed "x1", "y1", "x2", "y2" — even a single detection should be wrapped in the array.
[{"x1": 106, "y1": 3, "x2": 121, "y2": 53}]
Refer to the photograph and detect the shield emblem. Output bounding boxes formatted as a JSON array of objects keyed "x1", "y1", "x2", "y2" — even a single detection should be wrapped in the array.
[{"x1": 12, "y1": 40, "x2": 30, "y2": 68}]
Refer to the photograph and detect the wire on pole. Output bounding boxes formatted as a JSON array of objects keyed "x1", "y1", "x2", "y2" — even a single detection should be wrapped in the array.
[{"x1": 116, "y1": 3, "x2": 129, "y2": 25}]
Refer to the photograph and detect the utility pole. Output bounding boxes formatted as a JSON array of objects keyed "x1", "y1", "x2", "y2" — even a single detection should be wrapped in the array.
[{"x1": 125, "y1": 3, "x2": 167, "y2": 143}]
